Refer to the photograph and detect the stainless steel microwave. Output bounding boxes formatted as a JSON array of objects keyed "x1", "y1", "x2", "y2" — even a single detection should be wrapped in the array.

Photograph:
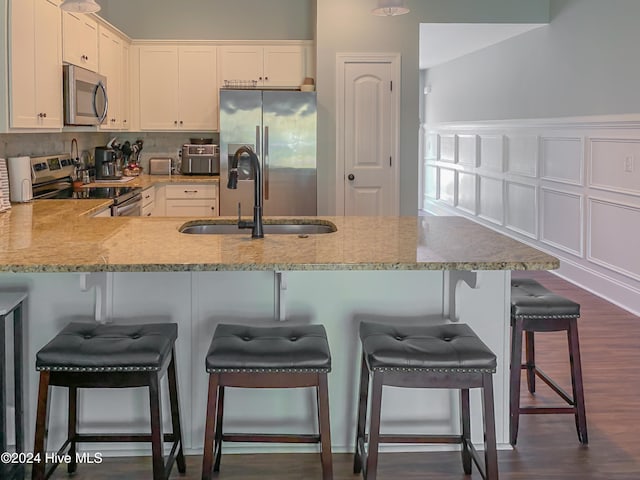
[{"x1": 63, "y1": 64, "x2": 108, "y2": 126}]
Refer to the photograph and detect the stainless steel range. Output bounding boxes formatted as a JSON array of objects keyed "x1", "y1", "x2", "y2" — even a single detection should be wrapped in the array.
[{"x1": 31, "y1": 154, "x2": 142, "y2": 216}]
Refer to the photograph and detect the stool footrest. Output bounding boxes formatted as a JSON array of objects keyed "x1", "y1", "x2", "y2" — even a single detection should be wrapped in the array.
[
  {"x1": 74, "y1": 433, "x2": 179, "y2": 443},
  {"x1": 520, "y1": 406, "x2": 576, "y2": 414},
  {"x1": 222, "y1": 433, "x2": 320, "y2": 444},
  {"x1": 377, "y1": 434, "x2": 463, "y2": 444}
]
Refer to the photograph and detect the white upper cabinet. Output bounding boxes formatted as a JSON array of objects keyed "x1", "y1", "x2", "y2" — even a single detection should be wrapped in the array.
[
  {"x1": 62, "y1": 11, "x2": 98, "y2": 72},
  {"x1": 138, "y1": 45, "x2": 218, "y2": 131},
  {"x1": 219, "y1": 45, "x2": 306, "y2": 88},
  {"x1": 99, "y1": 26, "x2": 128, "y2": 130},
  {"x1": 9, "y1": 0, "x2": 63, "y2": 129}
]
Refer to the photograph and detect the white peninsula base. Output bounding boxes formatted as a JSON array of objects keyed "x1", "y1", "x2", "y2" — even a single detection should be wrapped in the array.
[{"x1": 0, "y1": 269, "x2": 511, "y2": 456}]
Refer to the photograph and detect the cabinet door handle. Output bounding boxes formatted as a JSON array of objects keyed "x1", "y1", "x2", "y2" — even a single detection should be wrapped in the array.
[{"x1": 184, "y1": 190, "x2": 198, "y2": 193}]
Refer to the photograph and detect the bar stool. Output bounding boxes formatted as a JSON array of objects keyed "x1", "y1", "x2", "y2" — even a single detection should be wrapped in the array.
[
  {"x1": 354, "y1": 321, "x2": 498, "y2": 480},
  {"x1": 32, "y1": 322, "x2": 186, "y2": 480},
  {"x1": 202, "y1": 323, "x2": 333, "y2": 480},
  {"x1": 1, "y1": 291, "x2": 27, "y2": 480},
  {"x1": 510, "y1": 278, "x2": 588, "y2": 445}
]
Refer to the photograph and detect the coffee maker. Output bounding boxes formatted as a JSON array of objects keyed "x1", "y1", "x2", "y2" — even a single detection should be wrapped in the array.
[{"x1": 95, "y1": 147, "x2": 122, "y2": 180}]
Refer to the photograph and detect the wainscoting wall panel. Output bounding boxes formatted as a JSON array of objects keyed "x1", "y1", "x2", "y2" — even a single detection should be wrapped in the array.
[
  {"x1": 507, "y1": 135, "x2": 538, "y2": 177},
  {"x1": 505, "y1": 181, "x2": 537, "y2": 238},
  {"x1": 458, "y1": 134, "x2": 478, "y2": 167},
  {"x1": 425, "y1": 133, "x2": 439, "y2": 160},
  {"x1": 541, "y1": 188, "x2": 583, "y2": 257},
  {"x1": 457, "y1": 171, "x2": 477, "y2": 214},
  {"x1": 438, "y1": 167, "x2": 456, "y2": 206},
  {"x1": 588, "y1": 198, "x2": 640, "y2": 281},
  {"x1": 423, "y1": 116, "x2": 640, "y2": 315},
  {"x1": 590, "y1": 138, "x2": 640, "y2": 195},
  {"x1": 478, "y1": 176, "x2": 504, "y2": 225},
  {"x1": 440, "y1": 134, "x2": 457, "y2": 163},
  {"x1": 479, "y1": 135, "x2": 505, "y2": 173},
  {"x1": 541, "y1": 137, "x2": 583, "y2": 185},
  {"x1": 424, "y1": 165, "x2": 438, "y2": 200}
]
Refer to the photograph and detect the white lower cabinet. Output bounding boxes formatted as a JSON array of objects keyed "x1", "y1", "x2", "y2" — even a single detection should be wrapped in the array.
[
  {"x1": 141, "y1": 186, "x2": 155, "y2": 216},
  {"x1": 160, "y1": 183, "x2": 218, "y2": 217}
]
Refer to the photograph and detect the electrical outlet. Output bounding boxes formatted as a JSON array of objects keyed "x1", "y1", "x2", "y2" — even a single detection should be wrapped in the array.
[{"x1": 624, "y1": 155, "x2": 634, "y2": 173}]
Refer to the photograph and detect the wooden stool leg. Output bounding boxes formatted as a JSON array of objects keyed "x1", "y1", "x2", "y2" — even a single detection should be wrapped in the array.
[
  {"x1": 482, "y1": 374, "x2": 499, "y2": 480},
  {"x1": 568, "y1": 319, "x2": 588, "y2": 444},
  {"x1": 67, "y1": 387, "x2": 78, "y2": 474},
  {"x1": 510, "y1": 318, "x2": 524, "y2": 446},
  {"x1": 148, "y1": 372, "x2": 165, "y2": 480},
  {"x1": 318, "y1": 373, "x2": 333, "y2": 480},
  {"x1": 202, "y1": 374, "x2": 219, "y2": 480},
  {"x1": 32, "y1": 372, "x2": 51, "y2": 480},
  {"x1": 365, "y1": 372, "x2": 384, "y2": 480},
  {"x1": 525, "y1": 331, "x2": 536, "y2": 393},
  {"x1": 213, "y1": 385, "x2": 225, "y2": 472},
  {"x1": 353, "y1": 353, "x2": 370, "y2": 475},
  {"x1": 460, "y1": 388, "x2": 472, "y2": 474},
  {"x1": 167, "y1": 349, "x2": 186, "y2": 473}
]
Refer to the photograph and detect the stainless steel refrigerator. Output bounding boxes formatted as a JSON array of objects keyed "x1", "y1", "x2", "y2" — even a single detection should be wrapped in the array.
[{"x1": 219, "y1": 89, "x2": 317, "y2": 217}]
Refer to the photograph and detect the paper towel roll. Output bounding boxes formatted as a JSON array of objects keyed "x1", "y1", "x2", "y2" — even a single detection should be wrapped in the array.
[{"x1": 7, "y1": 156, "x2": 33, "y2": 203}]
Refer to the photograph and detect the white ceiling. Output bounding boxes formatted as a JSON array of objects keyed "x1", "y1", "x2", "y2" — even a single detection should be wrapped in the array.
[{"x1": 419, "y1": 23, "x2": 546, "y2": 70}]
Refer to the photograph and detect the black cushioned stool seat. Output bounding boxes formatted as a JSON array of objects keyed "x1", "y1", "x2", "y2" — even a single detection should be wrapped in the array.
[
  {"x1": 510, "y1": 278, "x2": 587, "y2": 445},
  {"x1": 354, "y1": 321, "x2": 498, "y2": 480},
  {"x1": 32, "y1": 322, "x2": 185, "y2": 480},
  {"x1": 202, "y1": 323, "x2": 333, "y2": 480}
]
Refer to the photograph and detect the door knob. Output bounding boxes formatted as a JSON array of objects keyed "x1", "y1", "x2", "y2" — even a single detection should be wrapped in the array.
[{"x1": 348, "y1": 174, "x2": 355, "y2": 181}]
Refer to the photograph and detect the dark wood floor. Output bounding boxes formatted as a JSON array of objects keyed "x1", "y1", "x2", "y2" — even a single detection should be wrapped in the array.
[{"x1": 35, "y1": 271, "x2": 640, "y2": 479}]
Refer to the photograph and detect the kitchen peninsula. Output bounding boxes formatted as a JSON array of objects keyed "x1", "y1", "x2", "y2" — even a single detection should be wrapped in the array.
[{"x1": 0, "y1": 201, "x2": 558, "y2": 458}]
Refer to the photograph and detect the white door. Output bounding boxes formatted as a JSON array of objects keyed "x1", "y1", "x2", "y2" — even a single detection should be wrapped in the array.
[{"x1": 337, "y1": 55, "x2": 400, "y2": 216}]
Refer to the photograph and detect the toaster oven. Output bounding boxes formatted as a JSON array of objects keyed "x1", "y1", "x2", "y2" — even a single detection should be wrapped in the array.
[{"x1": 180, "y1": 144, "x2": 219, "y2": 175}]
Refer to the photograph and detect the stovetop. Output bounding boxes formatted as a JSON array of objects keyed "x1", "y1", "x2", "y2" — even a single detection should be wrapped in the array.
[{"x1": 40, "y1": 186, "x2": 142, "y2": 205}]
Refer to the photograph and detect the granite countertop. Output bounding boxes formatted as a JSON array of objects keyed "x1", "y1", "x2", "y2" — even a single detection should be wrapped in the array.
[{"x1": 0, "y1": 195, "x2": 559, "y2": 272}]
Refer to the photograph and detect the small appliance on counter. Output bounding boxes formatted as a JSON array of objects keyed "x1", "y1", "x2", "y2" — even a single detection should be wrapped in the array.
[
  {"x1": 6, "y1": 156, "x2": 34, "y2": 203},
  {"x1": 149, "y1": 157, "x2": 174, "y2": 175},
  {"x1": 180, "y1": 143, "x2": 219, "y2": 175},
  {"x1": 95, "y1": 146, "x2": 121, "y2": 180}
]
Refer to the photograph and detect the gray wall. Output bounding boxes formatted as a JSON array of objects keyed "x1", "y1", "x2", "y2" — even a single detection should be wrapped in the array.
[
  {"x1": 98, "y1": 0, "x2": 315, "y2": 40},
  {"x1": 425, "y1": 0, "x2": 640, "y2": 123},
  {"x1": 316, "y1": 0, "x2": 549, "y2": 215}
]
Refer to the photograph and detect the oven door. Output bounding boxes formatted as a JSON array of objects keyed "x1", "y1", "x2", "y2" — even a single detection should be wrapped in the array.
[{"x1": 111, "y1": 194, "x2": 142, "y2": 216}]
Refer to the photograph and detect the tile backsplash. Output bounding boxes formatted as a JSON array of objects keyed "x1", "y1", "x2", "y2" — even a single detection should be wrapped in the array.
[
  {"x1": 0, "y1": 132, "x2": 110, "y2": 159},
  {"x1": 0, "y1": 131, "x2": 219, "y2": 171}
]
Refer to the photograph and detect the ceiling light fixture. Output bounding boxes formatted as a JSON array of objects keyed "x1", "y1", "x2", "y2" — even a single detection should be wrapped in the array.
[
  {"x1": 372, "y1": 0, "x2": 410, "y2": 16},
  {"x1": 60, "y1": 0, "x2": 101, "y2": 13}
]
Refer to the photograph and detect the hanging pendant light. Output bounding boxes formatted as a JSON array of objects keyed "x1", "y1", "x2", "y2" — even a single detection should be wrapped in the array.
[
  {"x1": 60, "y1": 0, "x2": 101, "y2": 14},
  {"x1": 372, "y1": 0, "x2": 410, "y2": 16}
]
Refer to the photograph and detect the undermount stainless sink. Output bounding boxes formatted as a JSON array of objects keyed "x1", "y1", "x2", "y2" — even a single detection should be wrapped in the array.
[{"x1": 179, "y1": 220, "x2": 337, "y2": 235}]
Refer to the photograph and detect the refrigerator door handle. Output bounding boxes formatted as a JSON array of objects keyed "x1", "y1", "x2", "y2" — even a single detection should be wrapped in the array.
[
  {"x1": 255, "y1": 125, "x2": 261, "y2": 157},
  {"x1": 264, "y1": 126, "x2": 269, "y2": 200}
]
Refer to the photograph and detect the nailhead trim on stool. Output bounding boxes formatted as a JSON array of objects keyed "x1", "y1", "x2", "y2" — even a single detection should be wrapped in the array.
[
  {"x1": 202, "y1": 323, "x2": 333, "y2": 480},
  {"x1": 510, "y1": 278, "x2": 588, "y2": 446},
  {"x1": 31, "y1": 322, "x2": 186, "y2": 480},
  {"x1": 354, "y1": 321, "x2": 499, "y2": 480}
]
